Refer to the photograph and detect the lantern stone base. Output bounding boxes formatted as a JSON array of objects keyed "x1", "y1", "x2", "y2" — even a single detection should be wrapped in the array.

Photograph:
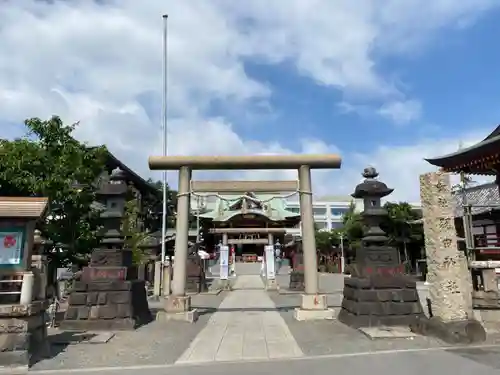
[
  {"x1": 156, "y1": 295, "x2": 198, "y2": 323},
  {"x1": 294, "y1": 294, "x2": 335, "y2": 321},
  {"x1": 410, "y1": 316, "x2": 486, "y2": 344},
  {"x1": 60, "y1": 279, "x2": 151, "y2": 331},
  {"x1": 0, "y1": 301, "x2": 49, "y2": 370},
  {"x1": 338, "y1": 275, "x2": 424, "y2": 328}
]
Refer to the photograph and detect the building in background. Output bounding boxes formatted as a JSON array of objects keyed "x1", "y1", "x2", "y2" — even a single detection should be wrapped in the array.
[
  {"x1": 188, "y1": 192, "x2": 423, "y2": 240},
  {"x1": 284, "y1": 195, "x2": 360, "y2": 236}
]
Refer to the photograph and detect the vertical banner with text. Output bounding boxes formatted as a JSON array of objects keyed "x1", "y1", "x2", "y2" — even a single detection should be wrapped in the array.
[
  {"x1": 219, "y1": 245, "x2": 229, "y2": 280},
  {"x1": 264, "y1": 245, "x2": 275, "y2": 280}
]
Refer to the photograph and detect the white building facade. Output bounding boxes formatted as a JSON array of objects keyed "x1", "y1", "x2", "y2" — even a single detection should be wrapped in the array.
[{"x1": 284, "y1": 195, "x2": 362, "y2": 236}]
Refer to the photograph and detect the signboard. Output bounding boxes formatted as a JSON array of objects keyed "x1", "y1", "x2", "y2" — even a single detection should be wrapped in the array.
[
  {"x1": 219, "y1": 245, "x2": 229, "y2": 280},
  {"x1": 265, "y1": 245, "x2": 275, "y2": 279},
  {"x1": 0, "y1": 228, "x2": 24, "y2": 267},
  {"x1": 82, "y1": 267, "x2": 127, "y2": 282}
]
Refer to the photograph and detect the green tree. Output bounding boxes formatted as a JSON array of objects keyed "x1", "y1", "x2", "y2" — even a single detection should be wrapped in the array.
[
  {"x1": 315, "y1": 229, "x2": 336, "y2": 253},
  {"x1": 122, "y1": 199, "x2": 150, "y2": 265},
  {"x1": 342, "y1": 201, "x2": 364, "y2": 249},
  {"x1": 0, "y1": 116, "x2": 108, "y2": 267},
  {"x1": 144, "y1": 179, "x2": 177, "y2": 231},
  {"x1": 382, "y1": 201, "x2": 424, "y2": 270}
]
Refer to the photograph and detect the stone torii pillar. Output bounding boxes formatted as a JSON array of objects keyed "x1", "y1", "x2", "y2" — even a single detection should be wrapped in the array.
[
  {"x1": 170, "y1": 166, "x2": 191, "y2": 297},
  {"x1": 149, "y1": 154, "x2": 342, "y2": 322}
]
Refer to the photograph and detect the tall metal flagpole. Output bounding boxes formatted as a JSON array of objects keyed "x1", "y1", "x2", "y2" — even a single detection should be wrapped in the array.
[{"x1": 160, "y1": 14, "x2": 169, "y2": 272}]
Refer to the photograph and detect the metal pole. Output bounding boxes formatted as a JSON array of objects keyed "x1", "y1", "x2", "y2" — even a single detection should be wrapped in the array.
[
  {"x1": 340, "y1": 233, "x2": 345, "y2": 274},
  {"x1": 196, "y1": 195, "x2": 200, "y2": 242},
  {"x1": 160, "y1": 14, "x2": 169, "y2": 269}
]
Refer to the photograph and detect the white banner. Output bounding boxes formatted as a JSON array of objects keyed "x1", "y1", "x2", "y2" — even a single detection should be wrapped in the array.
[
  {"x1": 0, "y1": 230, "x2": 23, "y2": 266},
  {"x1": 219, "y1": 245, "x2": 229, "y2": 280},
  {"x1": 265, "y1": 245, "x2": 275, "y2": 280}
]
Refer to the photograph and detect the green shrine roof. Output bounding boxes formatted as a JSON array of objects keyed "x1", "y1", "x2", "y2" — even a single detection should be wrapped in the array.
[{"x1": 198, "y1": 192, "x2": 300, "y2": 222}]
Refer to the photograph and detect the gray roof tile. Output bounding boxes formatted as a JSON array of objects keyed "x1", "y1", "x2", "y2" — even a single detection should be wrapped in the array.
[{"x1": 452, "y1": 182, "x2": 500, "y2": 216}]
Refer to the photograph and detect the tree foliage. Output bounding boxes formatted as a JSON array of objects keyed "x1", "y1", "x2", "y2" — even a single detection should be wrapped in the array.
[
  {"x1": 338, "y1": 201, "x2": 423, "y2": 266},
  {"x1": 122, "y1": 199, "x2": 150, "y2": 265},
  {"x1": 341, "y1": 201, "x2": 364, "y2": 249},
  {"x1": 314, "y1": 229, "x2": 336, "y2": 253},
  {"x1": 144, "y1": 179, "x2": 177, "y2": 231},
  {"x1": 382, "y1": 202, "x2": 423, "y2": 245},
  {"x1": 0, "y1": 116, "x2": 108, "y2": 267}
]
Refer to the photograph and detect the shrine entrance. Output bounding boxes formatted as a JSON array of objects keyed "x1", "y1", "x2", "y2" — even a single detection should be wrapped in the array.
[{"x1": 148, "y1": 154, "x2": 341, "y2": 322}]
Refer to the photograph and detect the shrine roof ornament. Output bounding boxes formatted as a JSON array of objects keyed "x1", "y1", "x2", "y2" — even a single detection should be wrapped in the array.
[
  {"x1": 425, "y1": 125, "x2": 500, "y2": 175},
  {"x1": 199, "y1": 192, "x2": 300, "y2": 222}
]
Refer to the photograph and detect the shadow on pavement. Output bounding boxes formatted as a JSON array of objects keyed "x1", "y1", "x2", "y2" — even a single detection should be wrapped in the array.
[{"x1": 195, "y1": 305, "x2": 299, "y2": 316}]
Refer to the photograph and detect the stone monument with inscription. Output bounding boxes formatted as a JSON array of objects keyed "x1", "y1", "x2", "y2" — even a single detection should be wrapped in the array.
[
  {"x1": 0, "y1": 197, "x2": 50, "y2": 369},
  {"x1": 60, "y1": 168, "x2": 151, "y2": 330},
  {"x1": 411, "y1": 172, "x2": 485, "y2": 343},
  {"x1": 338, "y1": 167, "x2": 424, "y2": 327}
]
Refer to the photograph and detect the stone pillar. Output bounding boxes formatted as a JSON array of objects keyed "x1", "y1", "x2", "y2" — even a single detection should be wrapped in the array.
[
  {"x1": 298, "y1": 165, "x2": 318, "y2": 294},
  {"x1": 162, "y1": 265, "x2": 171, "y2": 297},
  {"x1": 294, "y1": 165, "x2": 334, "y2": 320},
  {"x1": 153, "y1": 260, "x2": 162, "y2": 298},
  {"x1": 171, "y1": 166, "x2": 191, "y2": 297},
  {"x1": 222, "y1": 233, "x2": 228, "y2": 245},
  {"x1": 414, "y1": 172, "x2": 485, "y2": 343},
  {"x1": 31, "y1": 255, "x2": 47, "y2": 301},
  {"x1": 158, "y1": 166, "x2": 198, "y2": 323},
  {"x1": 19, "y1": 272, "x2": 34, "y2": 305},
  {"x1": 264, "y1": 234, "x2": 278, "y2": 291}
]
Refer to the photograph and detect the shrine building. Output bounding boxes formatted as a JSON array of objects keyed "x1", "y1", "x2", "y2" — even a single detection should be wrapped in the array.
[
  {"x1": 426, "y1": 124, "x2": 500, "y2": 264},
  {"x1": 194, "y1": 186, "x2": 301, "y2": 261}
]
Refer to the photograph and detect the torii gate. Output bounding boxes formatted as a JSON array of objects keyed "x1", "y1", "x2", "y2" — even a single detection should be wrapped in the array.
[{"x1": 148, "y1": 154, "x2": 341, "y2": 322}]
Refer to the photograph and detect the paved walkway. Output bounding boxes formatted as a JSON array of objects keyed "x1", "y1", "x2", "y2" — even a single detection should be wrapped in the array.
[{"x1": 176, "y1": 274, "x2": 303, "y2": 364}]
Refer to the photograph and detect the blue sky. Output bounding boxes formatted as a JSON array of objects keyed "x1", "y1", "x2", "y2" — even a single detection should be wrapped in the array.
[{"x1": 1, "y1": 1, "x2": 499, "y2": 202}]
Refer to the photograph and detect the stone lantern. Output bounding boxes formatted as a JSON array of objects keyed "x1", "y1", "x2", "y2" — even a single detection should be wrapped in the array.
[
  {"x1": 350, "y1": 166, "x2": 397, "y2": 276},
  {"x1": 338, "y1": 167, "x2": 424, "y2": 328},
  {"x1": 60, "y1": 167, "x2": 152, "y2": 331},
  {"x1": 100, "y1": 167, "x2": 128, "y2": 249}
]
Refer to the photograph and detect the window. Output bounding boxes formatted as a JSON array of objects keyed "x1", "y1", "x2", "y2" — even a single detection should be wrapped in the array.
[
  {"x1": 315, "y1": 221, "x2": 328, "y2": 229},
  {"x1": 330, "y1": 207, "x2": 349, "y2": 217},
  {"x1": 313, "y1": 206, "x2": 327, "y2": 216},
  {"x1": 287, "y1": 206, "x2": 300, "y2": 213},
  {"x1": 331, "y1": 222, "x2": 344, "y2": 230}
]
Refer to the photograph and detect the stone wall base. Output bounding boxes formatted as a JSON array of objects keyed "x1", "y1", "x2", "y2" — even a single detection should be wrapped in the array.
[
  {"x1": 60, "y1": 280, "x2": 151, "y2": 331},
  {"x1": 411, "y1": 316, "x2": 486, "y2": 344},
  {"x1": 338, "y1": 275, "x2": 424, "y2": 328},
  {"x1": 0, "y1": 301, "x2": 49, "y2": 369}
]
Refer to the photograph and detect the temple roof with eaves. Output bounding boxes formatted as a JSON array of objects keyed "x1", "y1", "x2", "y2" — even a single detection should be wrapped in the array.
[
  {"x1": 198, "y1": 192, "x2": 300, "y2": 222},
  {"x1": 425, "y1": 125, "x2": 500, "y2": 175}
]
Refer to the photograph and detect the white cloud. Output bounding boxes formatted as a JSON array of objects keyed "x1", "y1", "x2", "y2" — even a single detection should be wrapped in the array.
[
  {"x1": 0, "y1": 0, "x2": 498, "y2": 202},
  {"x1": 377, "y1": 100, "x2": 422, "y2": 125}
]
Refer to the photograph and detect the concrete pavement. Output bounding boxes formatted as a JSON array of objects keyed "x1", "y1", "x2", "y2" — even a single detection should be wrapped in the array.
[
  {"x1": 177, "y1": 274, "x2": 302, "y2": 363},
  {"x1": 30, "y1": 345, "x2": 500, "y2": 374},
  {"x1": 26, "y1": 262, "x2": 500, "y2": 373}
]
